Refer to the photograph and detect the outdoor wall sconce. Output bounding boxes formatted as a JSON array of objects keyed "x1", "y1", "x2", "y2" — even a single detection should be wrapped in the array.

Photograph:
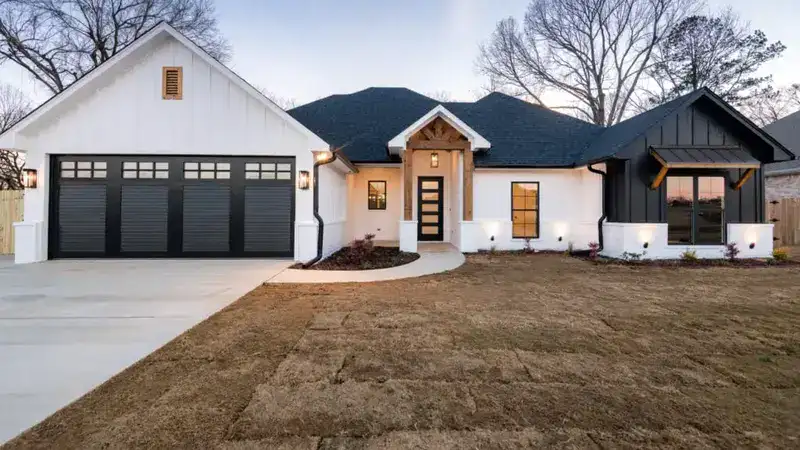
[
  {"x1": 490, "y1": 235, "x2": 495, "y2": 242},
  {"x1": 315, "y1": 151, "x2": 332, "y2": 162},
  {"x1": 298, "y1": 170, "x2": 310, "y2": 190},
  {"x1": 643, "y1": 242, "x2": 649, "y2": 249},
  {"x1": 558, "y1": 236, "x2": 563, "y2": 242},
  {"x1": 430, "y1": 152, "x2": 439, "y2": 168},
  {"x1": 22, "y1": 168, "x2": 38, "y2": 189},
  {"x1": 749, "y1": 242, "x2": 756, "y2": 249}
]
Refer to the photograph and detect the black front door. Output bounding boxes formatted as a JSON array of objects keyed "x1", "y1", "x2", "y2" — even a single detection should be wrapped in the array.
[{"x1": 417, "y1": 176, "x2": 444, "y2": 241}]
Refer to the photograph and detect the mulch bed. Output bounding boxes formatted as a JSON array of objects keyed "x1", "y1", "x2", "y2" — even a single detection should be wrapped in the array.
[
  {"x1": 478, "y1": 249, "x2": 800, "y2": 268},
  {"x1": 296, "y1": 247, "x2": 420, "y2": 271}
]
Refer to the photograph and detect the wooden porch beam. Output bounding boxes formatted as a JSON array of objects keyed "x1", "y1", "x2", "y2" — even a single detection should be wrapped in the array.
[
  {"x1": 403, "y1": 149, "x2": 413, "y2": 221},
  {"x1": 463, "y1": 146, "x2": 474, "y2": 221},
  {"x1": 408, "y1": 139, "x2": 470, "y2": 150},
  {"x1": 732, "y1": 167, "x2": 756, "y2": 191},
  {"x1": 650, "y1": 165, "x2": 669, "y2": 190}
]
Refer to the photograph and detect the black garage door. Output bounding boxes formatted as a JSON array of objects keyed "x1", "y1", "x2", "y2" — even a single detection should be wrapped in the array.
[{"x1": 49, "y1": 155, "x2": 295, "y2": 258}]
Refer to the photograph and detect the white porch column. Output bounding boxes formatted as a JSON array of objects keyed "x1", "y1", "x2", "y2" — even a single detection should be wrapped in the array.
[{"x1": 399, "y1": 148, "x2": 417, "y2": 252}]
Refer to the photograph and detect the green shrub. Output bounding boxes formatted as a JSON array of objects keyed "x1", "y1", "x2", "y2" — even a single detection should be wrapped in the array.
[
  {"x1": 680, "y1": 249, "x2": 699, "y2": 262},
  {"x1": 772, "y1": 247, "x2": 791, "y2": 262}
]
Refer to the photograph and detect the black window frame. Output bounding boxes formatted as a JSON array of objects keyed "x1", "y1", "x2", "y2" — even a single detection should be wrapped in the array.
[
  {"x1": 666, "y1": 175, "x2": 726, "y2": 245},
  {"x1": 511, "y1": 181, "x2": 540, "y2": 239},
  {"x1": 367, "y1": 180, "x2": 387, "y2": 210}
]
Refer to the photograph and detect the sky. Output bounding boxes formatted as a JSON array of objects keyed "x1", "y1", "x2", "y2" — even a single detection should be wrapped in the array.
[{"x1": 2, "y1": 0, "x2": 800, "y2": 107}]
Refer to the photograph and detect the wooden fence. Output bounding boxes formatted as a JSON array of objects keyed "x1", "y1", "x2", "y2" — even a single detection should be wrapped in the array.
[
  {"x1": 769, "y1": 198, "x2": 800, "y2": 247},
  {"x1": 0, "y1": 190, "x2": 24, "y2": 254}
]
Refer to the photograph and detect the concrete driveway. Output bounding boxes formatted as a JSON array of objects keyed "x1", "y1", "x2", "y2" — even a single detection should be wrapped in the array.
[{"x1": 0, "y1": 258, "x2": 290, "y2": 444}]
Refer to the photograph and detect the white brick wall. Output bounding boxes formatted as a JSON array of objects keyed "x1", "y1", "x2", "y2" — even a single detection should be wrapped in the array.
[{"x1": 766, "y1": 173, "x2": 800, "y2": 201}]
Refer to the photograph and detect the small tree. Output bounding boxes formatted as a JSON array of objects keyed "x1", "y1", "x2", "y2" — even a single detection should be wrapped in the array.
[
  {"x1": 0, "y1": 84, "x2": 30, "y2": 190},
  {"x1": 644, "y1": 10, "x2": 786, "y2": 108}
]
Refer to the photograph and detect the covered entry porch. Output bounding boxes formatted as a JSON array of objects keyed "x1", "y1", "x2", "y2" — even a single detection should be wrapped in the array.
[{"x1": 390, "y1": 106, "x2": 490, "y2": 252}]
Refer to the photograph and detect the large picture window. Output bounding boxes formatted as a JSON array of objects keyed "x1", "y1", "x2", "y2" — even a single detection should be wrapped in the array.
[
  {"x1": 368, "y1": 181, "x2": 387, "y2": 210},
  {"x1": 511, "y1": 182, "x2": 539, "y2": 238},
  {"x1": 667, "y1": 176, "x2": 725, "y2": 245}
]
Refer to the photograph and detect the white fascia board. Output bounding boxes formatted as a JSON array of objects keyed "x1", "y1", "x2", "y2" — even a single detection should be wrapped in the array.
[{"x1": 387, "y1": 105, "x2": 491, "y2": 154}]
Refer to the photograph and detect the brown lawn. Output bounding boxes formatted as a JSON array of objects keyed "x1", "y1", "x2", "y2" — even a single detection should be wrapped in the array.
[{"x1": 5, "y1": 254, "x2": 800, "y2": 449}]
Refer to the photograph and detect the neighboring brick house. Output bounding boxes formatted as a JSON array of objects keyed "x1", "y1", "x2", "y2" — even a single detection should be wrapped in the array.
[{"x1": 765, "y1": 111, "x2": 800, "y2": 201}]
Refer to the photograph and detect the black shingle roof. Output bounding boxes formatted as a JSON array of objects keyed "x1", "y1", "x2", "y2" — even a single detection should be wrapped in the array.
[
  {"x1": 288, "y1": 86, "x2": 791, "y2": 167},
  {"x1": 288, "y1": 88, "x2": 604, "y2": 167}
]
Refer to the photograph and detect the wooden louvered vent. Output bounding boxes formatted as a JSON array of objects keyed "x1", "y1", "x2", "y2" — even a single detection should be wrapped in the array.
[{"x1": 162, "y1": 66, "x2": 183, "y2": 100}]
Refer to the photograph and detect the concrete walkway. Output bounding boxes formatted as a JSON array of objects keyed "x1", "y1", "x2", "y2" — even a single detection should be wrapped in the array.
[
  {"x1": 0, "y1": 259, "x2": 290, "y2": 444},
  {"x1": 269, "y1": 243, "x2": 465, "y2": 284}
]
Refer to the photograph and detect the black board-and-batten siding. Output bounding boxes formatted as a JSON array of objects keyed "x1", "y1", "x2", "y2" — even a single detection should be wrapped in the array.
[{"x1": 605, "y1": 101, "x2": 766, "y2": 225}]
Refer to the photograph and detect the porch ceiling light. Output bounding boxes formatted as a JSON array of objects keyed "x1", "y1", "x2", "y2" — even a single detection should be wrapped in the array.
[
  {"x1": 22, "y1": 168, "x2": 38, "y2": 189},
  {"x1": 430, "y1": 152, "x2": 439, "y2": 168},
  {"x1": 298, "y1": 170, "x2": 311, "y2": 190}
]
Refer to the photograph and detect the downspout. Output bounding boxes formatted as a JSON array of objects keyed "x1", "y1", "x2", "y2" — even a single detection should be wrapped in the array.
[
  {"x1": 302, "y1": 151, "x2": 339, "y2": 268},
  {"x1": 587, "y1": 163, "x2": 607, "y2": 250}
]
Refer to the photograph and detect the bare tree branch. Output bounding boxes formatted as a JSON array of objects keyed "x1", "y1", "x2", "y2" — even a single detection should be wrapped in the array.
[
  {"x1": 740, "y1": 84, "x2": 800, "y2": 127},
  {"x1": 477, "y1": 0, "x2": 696, "y2": 125},
  {"x1": 0, "y1": 83, "x2": 30, "y2": 189},
  {"x1": 0, "y1": 0, "x2": 230, "y2": 95},
  {"x1": 256, "y1": 86, "x2": 298, "y2": 111}
]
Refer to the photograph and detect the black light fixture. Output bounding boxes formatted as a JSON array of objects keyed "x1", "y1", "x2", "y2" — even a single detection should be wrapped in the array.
[
  {"x1": 430, "y1": 152, "x2": 439, "y2": 168},
  {"x1": 643, "y1": 242, "x2": 649, "y2": 249},
  {"x1": 22, "y1": 168, "x2": 38, "y2": 189},
  {"x1": 749, "y1": 242, "x2": 756, "y2": 249},
  {"x1": 558, "y1": 236, "x2": 563, "y2": 242},
  {"x1": 298, "y1": 170, "x2": 310, "y2": 190}
]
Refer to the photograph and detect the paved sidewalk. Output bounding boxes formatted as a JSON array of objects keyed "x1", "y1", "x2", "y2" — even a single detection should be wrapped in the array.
[{"x1": 268, "y1": 243, "x2": 464, "y2": 283}]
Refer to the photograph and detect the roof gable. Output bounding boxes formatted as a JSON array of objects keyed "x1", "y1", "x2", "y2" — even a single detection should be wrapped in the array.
[
  {"x1": 0, "y1": 22, "x2": 328, "y2": 151},
  {"x1": 580, "y1": 88, "x2": 795, "y2": 164},
  {"x1": 387, "y1": 104, "x2": 491, "y2": 152}
]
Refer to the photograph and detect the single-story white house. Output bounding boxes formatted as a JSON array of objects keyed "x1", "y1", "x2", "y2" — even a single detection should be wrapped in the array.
[{"x1": 0, "y1": 23, "x2": 793, "y2": 264}]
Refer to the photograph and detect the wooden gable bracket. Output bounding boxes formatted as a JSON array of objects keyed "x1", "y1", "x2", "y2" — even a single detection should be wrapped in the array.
[
  {"x1": 650, "y1": 165, "x2": 669, "y2": 190},
  {"x1": 731, "y1": 168, "x2": 756, "y2": 191}
]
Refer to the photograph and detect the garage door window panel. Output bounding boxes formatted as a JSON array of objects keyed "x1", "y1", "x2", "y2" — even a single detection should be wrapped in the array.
[
  {"x1": 185, "y1": 162, "x2": 230, "y2": 180},
  {"x1": 124, "y1": 161, "x2": 169, "y2": 179},
  {"x1": 246, "y1": 162, "x2": 292, "y2": 181},
  {"x1": 61, "y1": 161, "x2": 106, "y2": 179}
]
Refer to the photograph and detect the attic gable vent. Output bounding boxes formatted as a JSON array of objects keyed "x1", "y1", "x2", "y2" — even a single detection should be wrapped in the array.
[{"x1": 162, "y1": 66, "x2": 183, "y2": 100}]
